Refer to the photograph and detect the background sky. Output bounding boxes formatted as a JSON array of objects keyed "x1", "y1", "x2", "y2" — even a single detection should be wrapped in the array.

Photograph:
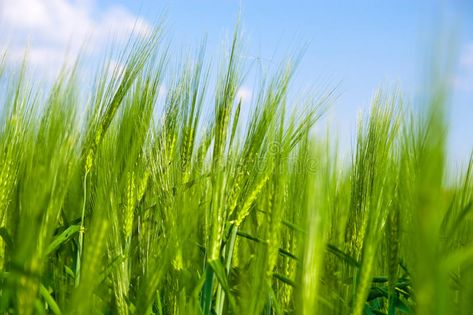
[{"x1": 0, "y1": 0, "x2": 472, "y2": 168}]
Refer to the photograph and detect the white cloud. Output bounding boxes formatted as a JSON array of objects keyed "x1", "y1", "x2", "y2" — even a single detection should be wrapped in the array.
[
  {"x1": 1, "y1": 0, "x2": 93, "y2": 45},
  {"x1": 0, "y1": 0, "x2": 151, "y2": 74},
  {"x1": 236, "y1": 86, "x2": 252, "y2": 103},
  {"x1": 98, "y1": 6, "x2": 151, "y2": 41}
]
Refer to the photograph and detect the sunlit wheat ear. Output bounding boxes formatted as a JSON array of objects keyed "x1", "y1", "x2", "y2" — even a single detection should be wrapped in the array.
[
  {"x1": 0, "y1": 151, "x2": 15, "y2": 224},
  {"x1": 124, "y1": 170, "x2": 136, "y2": 241}
]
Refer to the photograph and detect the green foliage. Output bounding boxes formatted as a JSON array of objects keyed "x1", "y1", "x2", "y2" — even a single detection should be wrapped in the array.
[{"x1": 0, "y1": 27, "x2": 472, "y2": 315}]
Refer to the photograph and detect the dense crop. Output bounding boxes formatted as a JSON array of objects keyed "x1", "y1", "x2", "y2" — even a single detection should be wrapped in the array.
[{"x1": 0, "y1": 28, "x2": 472, "y2": 315}]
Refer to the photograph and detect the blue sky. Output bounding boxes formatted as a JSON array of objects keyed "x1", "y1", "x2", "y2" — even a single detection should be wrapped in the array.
[{"x1": 1, "y1": 0, "x2": 472, "y2": 167}]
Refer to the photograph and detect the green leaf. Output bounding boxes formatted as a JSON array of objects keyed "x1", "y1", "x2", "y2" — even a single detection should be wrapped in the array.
[
  {"x1": 200, "y1": 264, "x2": 214, "y2": 315},
  {"x1": 272, "y1": 272, "x2": 296, "y2": 287},
  {"x1": 395, "y1": 297, "x2": 413, "y2": 314},
  {"x1": 0, "y1": 227, "x2": 13, "y2": 249},
  {"x1": 208, "y1": 260, "x2": 237, "y2": 313},
  {"x1": 326, "y1": 244, "x2": 360, "y2": 268},
  {"x1": 46, "y1": 225, "x2": 80, "y2": 256},
  {"x1": 39, "y1": 284, "x2": 62, "y2": 315}
]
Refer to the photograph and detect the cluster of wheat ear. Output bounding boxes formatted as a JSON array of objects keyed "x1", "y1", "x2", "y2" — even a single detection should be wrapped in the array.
[{"x1": 0, "y1": 27, "x2": 472, "y2": 315}]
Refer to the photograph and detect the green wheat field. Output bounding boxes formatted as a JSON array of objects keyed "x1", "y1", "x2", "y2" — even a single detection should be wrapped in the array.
[{"x1": 0, "y1": 27, "x2": 472, "y2": 315}]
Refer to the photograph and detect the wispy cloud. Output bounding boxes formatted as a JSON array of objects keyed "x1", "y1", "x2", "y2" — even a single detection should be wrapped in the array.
[{"x1": 0, "y1": 0, "x2": 151, "y2": 74}]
